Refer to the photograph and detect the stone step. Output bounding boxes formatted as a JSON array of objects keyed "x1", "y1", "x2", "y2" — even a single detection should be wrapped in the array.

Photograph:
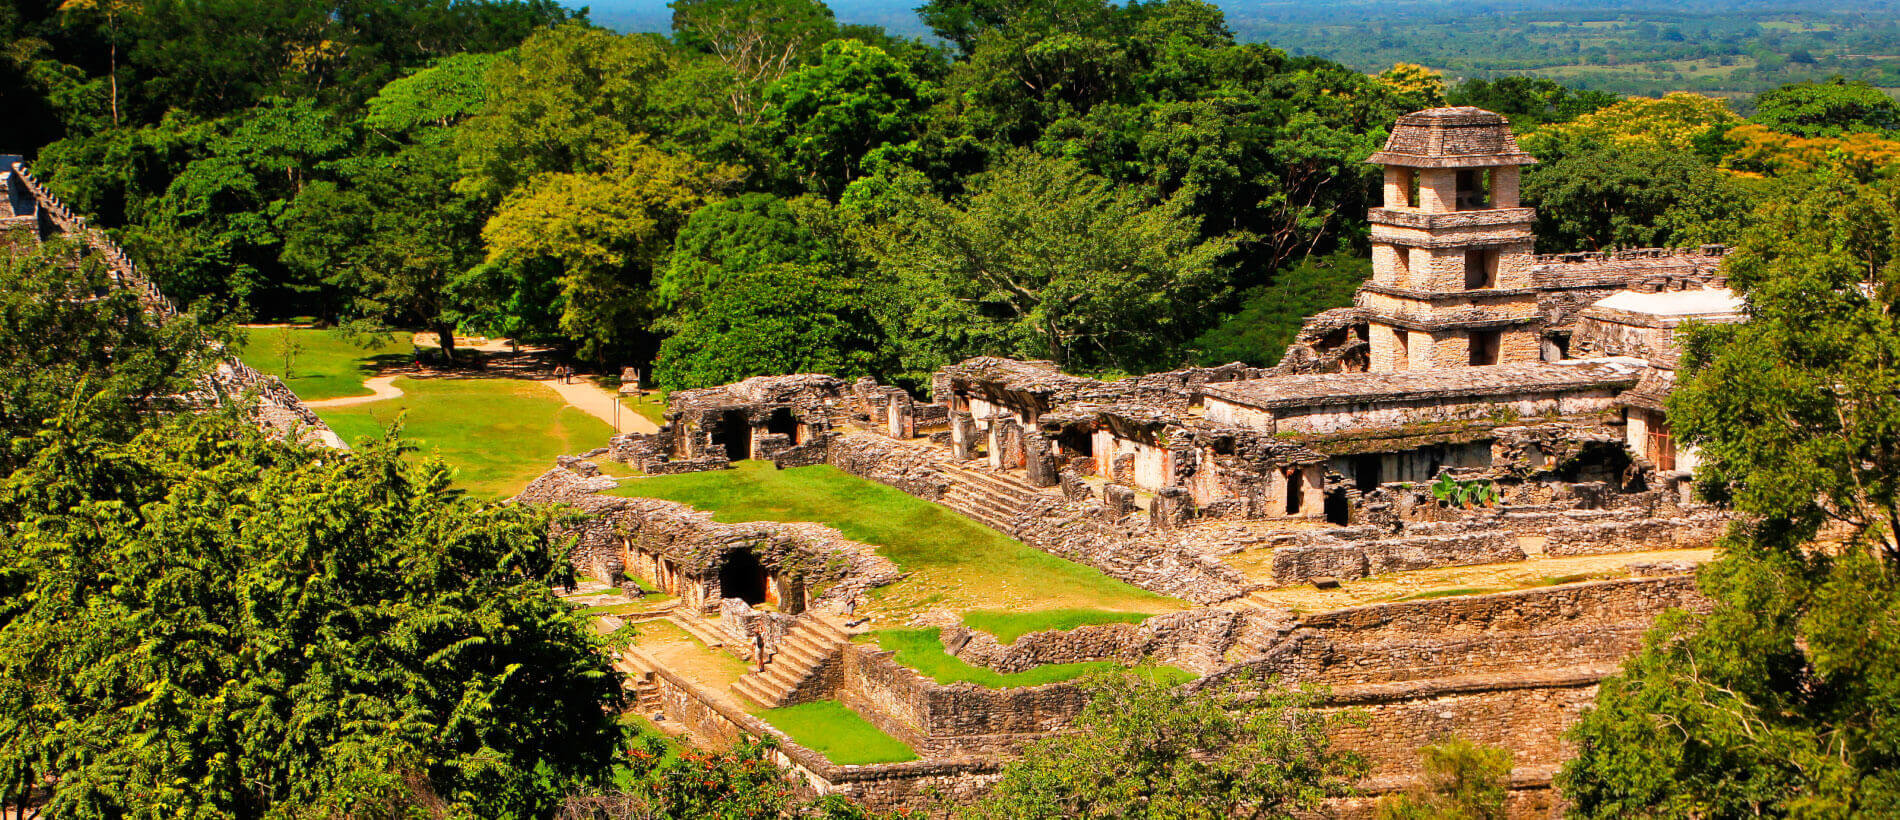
[
  {"x1": 943, "y1": 491, "x2": 1024, "y2": 521},
  {"x1": 731, "y1": 675, "x2": 779, "y2": 707},
  {"x1": 945, "y1": 473, "x2": 1042, "y2": 502},
  {"x1": 666, "y1": 613, "x2": 730, "y2": 648},
  {"x1": 942, "y1": 464, "x2": 1042, "y2": 494}
]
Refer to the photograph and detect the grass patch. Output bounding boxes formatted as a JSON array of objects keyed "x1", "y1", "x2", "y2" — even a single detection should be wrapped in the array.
[
  {"x1": 235, "y1": 326, "x2": 412, "y2": 401},
  {"x1": 756, "y1": 700, "x2": 918, "y2": 765},
  {"x1": 962, "y1": 608, "x2": 1153, "y2": 644},
  {"x1": 318, "y1": 377, "x2": 612, "y2": 498},
  {"x1": 611, "y1": 462, "x2": 1181, "y2": 620},
  {"x1": 872, "y1": 628, "x2": 1194, "y2": 688}
]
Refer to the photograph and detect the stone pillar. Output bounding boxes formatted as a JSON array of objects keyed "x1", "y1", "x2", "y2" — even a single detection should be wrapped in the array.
[
  {"x1": 1111, "y1": 453, "x2": 1135, "y2": 485},
  {"x1": 950, "y1": 410, "x2": 976, "y2": 460},
  {"x1": 1102, "y1": 484, "x2": 1137, "y2": 522},
  {"x1": 991, "y1": 417, "x2": 1025, "y2": 470},
  {"x1": 1059, "y1": 469, "x2": 1092, "y2": 502},
  {"x1": 1150, "y1": 486, "x2": 1194, "y2": 530},
  {"x1": 1023, "y1": 429, "x2": 1058, "y2": 488},
  {"x1": 886, "y1": 390, "x2": 914, "y2": 439}
]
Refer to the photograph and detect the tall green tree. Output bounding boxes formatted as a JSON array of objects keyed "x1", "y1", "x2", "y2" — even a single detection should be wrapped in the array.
[
  {"x1": 1560, "y1": 172, "x2": 1900, "y2": 816},
  {"x1": 1753, "y1": 78, "x2": 1900, "y2": 138},
  {"x1": 1523, "y1": 144, "x2": 1755, "y2": 252},
  {"x1": 762, "y1": 39, "x2": 936, "y2": 198},
  {"x1": 850, "y1": 151, "x2": 1234, "y2": 375},
  {"x1": 960, "y1": 672, "x2": 1365, "y2": 819}
]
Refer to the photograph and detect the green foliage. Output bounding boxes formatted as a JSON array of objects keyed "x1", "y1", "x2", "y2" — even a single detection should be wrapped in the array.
[
  {"x1": 1523, "y1": 143, "x2": 1755, "y2": 253},
  {"x1": 1429, "y1": 474, "x2": 1498, "y2": 508},
  {"x1": 1752, "y1": 77, "x2": 1900, "y2": 138},
  {"x1": 763, "y1": 39, "x2": 936, "y2": 197},
  {"x1": 653, "y1": 193, "x2": 894, "y2": 389},
  {"x1": 851, "y1": 151, "x2": 1234, "y2": 375},
  {"x1": 1560, "y1": 171, "x2": 1900, "y2": 816},
  {"x1": 1377, "y1": 737, "x2": 1514, "y2": 820},
  {"x1": 1193, "y1": 252, "x2": 1369, "y2": 367},
  {"x1": 232, "y1": 325, "x2": 411, "y2": 402},
  {"x1": 756, "y1": 701, "x2": 920, "y2": 764},
  {"x1": 1447, "y1": 76, "x2": 1617, "y2": 126},
  {"x1": 960, "y1": 671, "x2": 1366, "y2": 819}
]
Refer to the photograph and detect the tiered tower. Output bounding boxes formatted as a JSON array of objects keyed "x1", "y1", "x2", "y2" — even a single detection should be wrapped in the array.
[{"x1": 1361, "y1": 107, "x2": 1540, "y2": 372}]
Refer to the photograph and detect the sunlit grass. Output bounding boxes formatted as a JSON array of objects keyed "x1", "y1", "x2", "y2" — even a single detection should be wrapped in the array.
[{"x1": 235, "y1": 325, "x2": 412, "y2": 401}]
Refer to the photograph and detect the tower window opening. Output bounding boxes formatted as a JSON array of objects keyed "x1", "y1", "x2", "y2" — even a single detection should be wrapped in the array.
[
  {"x1": 1393, "y1": 329, "x2": 1410, "y2": 371},
  {"x1": 1455, "y1": 169, "x2": 1492, "y2": 211},
  {"x1": 1464, "y1": 248, "x2": 1498, "y2": 290},
  {"x1": 1469, "y1": 330, "x2": 1501, "y2": 366}
]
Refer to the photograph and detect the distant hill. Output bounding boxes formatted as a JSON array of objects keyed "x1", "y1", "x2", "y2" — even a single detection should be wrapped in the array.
[{"x1": 569, "y1": 0, "x2": 1900, "y2": 100}]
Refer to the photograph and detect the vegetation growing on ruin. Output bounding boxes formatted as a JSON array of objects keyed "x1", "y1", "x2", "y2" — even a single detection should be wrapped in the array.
[
  {"x1": 756, "y1": 701, "x2": 920, "y2": 765},
  {"x1": 613, "y1": 462, "x2": 1183, "y2": 619},
  {"x1": 961, "y1": 609, "x2": 1155, "y2": 644},
  {"x1": 870, "y1": 629, "x2": 1194, "y2": 689}
]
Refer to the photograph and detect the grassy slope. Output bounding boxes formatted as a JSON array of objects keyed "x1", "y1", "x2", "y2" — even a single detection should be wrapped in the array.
[
  {"x1": 235, "y1": 326, "x2": 412, "y2": 401},
  {"x1": 756, "y1": 700, "x2": 918, "y2": 765},
  {"x1": 609, "y1": 462, "x2": 1182, "y2": 620},
  {"x1": 871, "y1": 629, "x2": 1195, "y2": 688},
  {"x1": 962, "y1": 608, "x2": 1155, "y2": 644},
  {"x1": 318, "y1": 377, "x2": 612, "y2": 498}
]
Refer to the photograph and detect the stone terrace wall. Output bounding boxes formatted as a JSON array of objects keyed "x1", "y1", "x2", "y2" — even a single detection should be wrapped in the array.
[
  {"x1": 940, "y1": 608, "x2": 1296, "y2": 676},
  {"x1": 826, "y1": 431, "x2": 1253, "y2": 604},
  {"x1": 516, "y1": 464, "x2": 902, "y2": 610},
  {"x1": 839, "y1": 645, "x2": 1087, "y2": 758}
]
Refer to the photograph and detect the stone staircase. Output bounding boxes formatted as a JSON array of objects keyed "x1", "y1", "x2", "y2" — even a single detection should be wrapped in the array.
[
  {"x1": 731, "y1": 614, "x2": 850, "y2": 708},
  {"x1": 665, "y1": 611, "x2": 731, "y2": 649},
  {"x1": 613, "y1": 652, "x2": 664, "y2": 714},
  {"x1": 938, "y1": 464, "x2": 1050, "y2": 534}
]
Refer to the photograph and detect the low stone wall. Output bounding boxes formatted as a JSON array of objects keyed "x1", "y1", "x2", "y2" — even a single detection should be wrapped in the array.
[
  {"x1": 840, "y1": 645, "x2": 1087, "y2": 758},
  {"x1": 638, "y1": 648, "x2": 1002, "y2": 811},
  {"x1": 825, "y1": 433, "x2": 951, "y2": 499},
  {"x1": 940, "y1": 609, "x2": 1294, "y2": 676}
]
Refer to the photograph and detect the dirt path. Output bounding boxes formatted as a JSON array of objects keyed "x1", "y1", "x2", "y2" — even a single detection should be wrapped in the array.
[
  {"x1": 540, "y1": 376, "x2": 660, "y2": 435},
  {"x1": 303, "y1": 375, "x2": 404, "y2": 408}
]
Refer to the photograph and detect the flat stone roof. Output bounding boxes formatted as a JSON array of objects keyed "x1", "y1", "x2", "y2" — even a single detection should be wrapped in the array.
[
  {"x1": 1591, "y1": 288, "x2": 1743, "y2": 318},
  {"x1": 1201, "y1": 358, "x2": 1646, "y2": 411}
]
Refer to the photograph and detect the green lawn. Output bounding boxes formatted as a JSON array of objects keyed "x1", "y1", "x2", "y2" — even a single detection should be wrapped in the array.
[
  {"x1": 235, "y1": 326, "x2": 412, "y2": 401},
  {"x1": 609, "y1": 462, "x2": 1182, "y2": 621},
  {"x1": 870, "y1": 628, "x2": 1195, "y2": 689},
  {"x1": 962, "y1": 609, "x2": 1155, "y2": 644},
  {"x1": 755, "y1": 700, "x2": 917, "y2": 765},
  {"x1": 317, "y1": 377, "x2": 612, "y2": 498}
]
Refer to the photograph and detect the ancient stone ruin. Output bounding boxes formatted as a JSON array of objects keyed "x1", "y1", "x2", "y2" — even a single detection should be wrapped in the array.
[{"x1": 527, "y1": 108, "x2": 1746, "y2": 815}]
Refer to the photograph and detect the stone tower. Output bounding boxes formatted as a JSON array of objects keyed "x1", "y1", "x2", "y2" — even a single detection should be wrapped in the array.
[{"x1": 1361, "y1": 107, "x2": 1539, "y2": 372}]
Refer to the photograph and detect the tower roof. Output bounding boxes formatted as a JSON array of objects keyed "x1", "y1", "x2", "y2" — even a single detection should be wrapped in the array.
[{"x1": 1367, "y1": 107, "x2": 1537, "y2": 168}]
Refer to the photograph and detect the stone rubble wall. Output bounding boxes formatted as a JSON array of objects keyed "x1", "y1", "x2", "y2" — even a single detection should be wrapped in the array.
[{"x1": 938, "y1": 608, "x2": 1296, "y2": 676}]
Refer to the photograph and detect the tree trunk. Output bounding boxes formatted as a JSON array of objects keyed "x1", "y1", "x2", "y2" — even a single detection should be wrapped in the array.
[{"x1": 435, "y1": 325, "x2": 457, "y2": 363}]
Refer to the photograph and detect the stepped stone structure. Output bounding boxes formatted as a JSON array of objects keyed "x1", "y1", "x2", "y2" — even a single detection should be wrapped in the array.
[
  {"x1": 0, "y1": 157, "x2": 340, "y2": 448},
  {"x1": 525, "y1": 106, "x2": 1747, "y2": 816}
]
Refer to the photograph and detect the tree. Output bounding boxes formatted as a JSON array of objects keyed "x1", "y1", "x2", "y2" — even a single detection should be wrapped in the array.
[
  {"x1": 849, "y1": 151, "x2": 1234, "y2": 375},
  {"x1": 671, "y1": 0, "x2": 838, "y2": 125},
  {"x1": 1523, "y1": 144, "x2": 1754, "y2": 252},
  {"x1": 1520, "y1": 92, "x2": 1743, "y2": 165},
  {"x1": 1377, "y1": 737, "x2": 1514, "y2": 820},
  {"x1": 1559, "y1": 172, "x2": 1900, "y2": 817},
  {"x1": 960, "y1": 671, "x2": 1365, "y2": 819},
  {"x1": 1376, "y1": 63, "x2": 1445, "y2": 108},
  {"x1": 482, "y1": 138, "x2": 740, "y2": 365},
  {"x1": 1446, "y1": 76, "x2": 1616, "y2": 126},
  {"x1": 1753, "y1": 78, "x2": 1900, "y2": 138},
  {"x1": 455, "y1": 23, "x2": 677, "y2": 200},
  {"x1": 0, "y1": 243, "x2": 626, "y2": 816},
  {"x1": 1193, "y1": 252, "x2": 1369, "y2": 367},
  {"x1": 762, "y1": 39, "x2": 936, "y2": 197}
]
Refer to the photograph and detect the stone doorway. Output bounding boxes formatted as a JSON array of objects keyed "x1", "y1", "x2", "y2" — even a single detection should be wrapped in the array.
[{"x1": 719, "y1": 549, "x2": 769, "y2": 606}]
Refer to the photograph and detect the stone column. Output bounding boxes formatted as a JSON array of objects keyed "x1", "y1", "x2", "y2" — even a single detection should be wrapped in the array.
[
  {"x1": 886, "y1": 389, "x2": 914, "y2": 439},
  {"x1": 991, "y1": 417, "x2": 1025, "y2": 470},
  {"x1": 1150, "y1": 486, "x2": 1194, "y2": 530},
  {"x1": 950, "y1": 410, "x2": 976, "y2": 460},
  {"x1": 1023, "y1": 429, "x2": 1058, "y2": 488},
  {"x1": 1102, "y1": 484, "x2": 1137, "y2": 522}
]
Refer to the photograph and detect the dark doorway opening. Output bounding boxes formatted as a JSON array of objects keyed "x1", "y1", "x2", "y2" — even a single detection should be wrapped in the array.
[
  {"x1": 766, "y1": 408, "x2": 798, "y2": 442},
  {"x1": 1468, "y1": 330, "x2": 1501, "y2": 366},
  {"x1": 719, "y1": 549, "x2": 769, "y2": 605},
  {"x1": 1284, "y1": 470, "x2": 1304, "y2": 515},
  {"x1": 719, "y1": 410, "x2": 750, "y2": 461},
  {"x1": 1352, "y1": 455, "x2": 1383, "y2": 492},
  {"x1": 1324, "y1": 490, "x2": 1351, "y2": 525},
  {"x1": 1464, "y1": 248, "x2": 1498, "y2": 290},
  {"x1": 1057, "y1": 427, "x2": 1094, "y2": 459}
]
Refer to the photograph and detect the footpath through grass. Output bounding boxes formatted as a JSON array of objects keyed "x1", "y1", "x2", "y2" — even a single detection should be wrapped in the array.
[
  {"x1": 318, "y1": 377, "x2": 611, "y2": 498},
  {"x1": 235, "y1": 326, "x2": 411, "y2": 401},
  {"x1": 871, "y1": 629, "x2": 1195, "y2": 689},
  {"x1": 755, "y1": 700, "x2": 917, "y2": 765},
  {"x1": 610, "y1": 462, "x2": 1182, "y2": 622}
]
